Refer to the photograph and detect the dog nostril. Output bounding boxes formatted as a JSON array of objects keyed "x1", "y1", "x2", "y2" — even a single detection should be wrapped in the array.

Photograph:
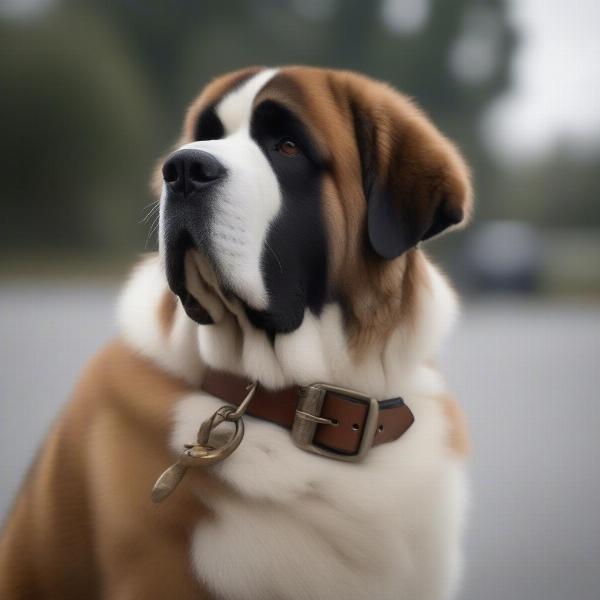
[
  {"x1": 189, "y1": 160, "x2": 221, "y2": 183},
  {"x1": 162, "y1": 161, "x2": 178, "y2": 184},
  {"x1": 189, "y1": 161, "x2": 207, "y2": 182}
]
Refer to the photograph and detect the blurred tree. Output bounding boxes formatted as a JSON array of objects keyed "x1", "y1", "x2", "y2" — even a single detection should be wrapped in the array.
[
  {"x1": 495, "y1": 146, "x2": 600, "y2": 228},
  {"x1": 0, "y1": 0, "x2": 530, "y2": 268},
  {"x1": 0, "y1": 4, "x2": 160, "y2": 259}
]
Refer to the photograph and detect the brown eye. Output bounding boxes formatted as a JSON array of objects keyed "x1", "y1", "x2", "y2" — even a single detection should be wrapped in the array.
[{"x1": 276, "y1": 138, "x2": 301, "y2": 157}]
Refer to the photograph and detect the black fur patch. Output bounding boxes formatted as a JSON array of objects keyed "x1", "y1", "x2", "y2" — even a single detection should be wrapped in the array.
[
  {"x1": 247, "y1": 99, "x2": 329, "y2": 334},
  {"x1": 193, "y1": 105, "x2": 224, "y2": 141},
  {"x1": 191, "y1": 67, "x2": 262, "y2": 142}
]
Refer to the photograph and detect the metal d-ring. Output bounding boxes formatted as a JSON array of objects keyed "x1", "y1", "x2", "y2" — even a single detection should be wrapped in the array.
[
  {"x1": 151, "y1": 381, "x2": 258, "y2": 503},
  {"x1": 195, "y1": 381, "x2": 257, "y2": 447},
  {"x1": 181, "y1": 407, "x2": 246, "y2": 467}
]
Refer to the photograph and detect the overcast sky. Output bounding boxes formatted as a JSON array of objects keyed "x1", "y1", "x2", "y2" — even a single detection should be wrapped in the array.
[{"x1": 484, "y1": 0, "x2": 600, "y2": 162}]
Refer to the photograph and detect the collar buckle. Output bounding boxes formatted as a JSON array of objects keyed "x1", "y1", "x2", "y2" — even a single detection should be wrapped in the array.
[{"x1": 291, "y1": 383, "x2": 379, "y2": 462}]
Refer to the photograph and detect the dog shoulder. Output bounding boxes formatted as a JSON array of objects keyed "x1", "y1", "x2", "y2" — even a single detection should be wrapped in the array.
[{"x1": 0, "y1": 338, "x2": 209, "y2": 599}]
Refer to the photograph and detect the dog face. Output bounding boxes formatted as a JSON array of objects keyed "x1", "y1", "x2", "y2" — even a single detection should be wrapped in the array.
[{"x1": 159, "y1": 66, "x2": 472, "y2": 337}]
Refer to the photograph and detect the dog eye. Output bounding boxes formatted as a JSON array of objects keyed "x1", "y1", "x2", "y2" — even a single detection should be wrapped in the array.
[{"x1": 275, "y1": 138, "x2": 301, "y2": 157}]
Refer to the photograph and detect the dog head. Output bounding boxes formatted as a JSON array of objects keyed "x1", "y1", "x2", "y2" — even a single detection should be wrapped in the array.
[{"x1": 158, "y1": 66, "x2": 472, "y2": 339}]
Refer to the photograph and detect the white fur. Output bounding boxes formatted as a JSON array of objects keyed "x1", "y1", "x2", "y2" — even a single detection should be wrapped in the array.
[
  {"x1": 217, "y1": 68, "x2": 278, "y2": 135},
  {"x1": 119, "y1": 254, "x2": 468, "y2": 600}
]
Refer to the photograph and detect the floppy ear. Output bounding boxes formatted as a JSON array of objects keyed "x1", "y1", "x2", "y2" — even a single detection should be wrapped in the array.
[{"x1": 352, "y1": 91, "x2": 472, "y2": 260}]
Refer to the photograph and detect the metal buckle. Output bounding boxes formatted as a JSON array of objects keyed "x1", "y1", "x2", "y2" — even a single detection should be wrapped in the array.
[{"x1": 291, "y1": 383, "x2": 379, "y2": 462}]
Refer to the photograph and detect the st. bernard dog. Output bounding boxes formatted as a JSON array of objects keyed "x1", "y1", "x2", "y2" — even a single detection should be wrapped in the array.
[{"x1": 0, "y1": 66, "x2": 472, "y2": 600}]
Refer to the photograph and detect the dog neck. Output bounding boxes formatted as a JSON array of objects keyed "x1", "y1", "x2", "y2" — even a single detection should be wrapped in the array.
[{"x1": 118, "y1": 252, "x2": 458, "y2": 400}]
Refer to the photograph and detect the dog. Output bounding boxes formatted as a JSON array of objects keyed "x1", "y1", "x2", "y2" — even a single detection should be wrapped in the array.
[{"x1": 0, "y1": 66, "x2": 472, "y2": 600}]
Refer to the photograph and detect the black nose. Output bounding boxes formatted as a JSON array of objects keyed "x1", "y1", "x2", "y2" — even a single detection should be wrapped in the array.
[{"x1": 162, "y1": 149, "x2": 226, "y2": 197}]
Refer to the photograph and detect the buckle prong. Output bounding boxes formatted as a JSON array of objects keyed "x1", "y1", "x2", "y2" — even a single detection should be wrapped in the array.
[{"x1": 295, "y1": 410, "x2": 336, "y2": 426}]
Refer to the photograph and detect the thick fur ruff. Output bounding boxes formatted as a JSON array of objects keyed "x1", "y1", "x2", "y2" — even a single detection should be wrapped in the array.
[{"x1": 118, "y1": 254, "x2": 469, "y2": 600}]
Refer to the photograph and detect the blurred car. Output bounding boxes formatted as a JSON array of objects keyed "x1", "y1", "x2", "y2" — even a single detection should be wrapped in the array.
[{"x1": 462, "y1": 220, "x2": 542, "y2": 292}]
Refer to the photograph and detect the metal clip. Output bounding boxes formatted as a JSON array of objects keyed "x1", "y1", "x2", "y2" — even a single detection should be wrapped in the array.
[{"x1": 151, "y1": 382, "x2": 257, "y2": 503}]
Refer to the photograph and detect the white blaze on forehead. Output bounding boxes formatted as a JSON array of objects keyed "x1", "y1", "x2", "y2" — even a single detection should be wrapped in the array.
[
  {"x1": 173, "y1": 68, "x2": 281, "y2": 311},
  {"x1": 216, "y1": 68, "x2": 278, "y2": 133}
]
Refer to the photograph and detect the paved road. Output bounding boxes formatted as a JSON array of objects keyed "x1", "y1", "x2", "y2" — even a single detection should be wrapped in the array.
[{"x1": 1, "y1": 283, "x2": 599, "y2": 600}]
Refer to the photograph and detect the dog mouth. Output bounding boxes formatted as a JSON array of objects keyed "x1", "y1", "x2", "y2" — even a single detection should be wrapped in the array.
[
  {"x1": 179, "y1": 288, "x2": 214, "y2": 325},
  {"x1": 163, "y1": 219, "x2": 270, "y2": 328},
  {"x1": 165, "y1": 235, "x2": 242, "y2": 326},
  {"x1": 163, "y1": 230, "x2": 218, "y2": 324}
]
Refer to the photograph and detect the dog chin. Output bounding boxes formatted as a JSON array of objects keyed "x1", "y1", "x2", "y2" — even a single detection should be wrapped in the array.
[
  {"x1": 168, "y1": 249, "x2": 305, "y2": 334},
  {"x1": 175, "y1": 249, "x2": 251, "y2": 326}
]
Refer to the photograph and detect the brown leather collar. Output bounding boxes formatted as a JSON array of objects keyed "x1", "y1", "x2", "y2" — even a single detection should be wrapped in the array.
[{"x1": 201, "y1": 369, "x2": 414, "y2": 461}]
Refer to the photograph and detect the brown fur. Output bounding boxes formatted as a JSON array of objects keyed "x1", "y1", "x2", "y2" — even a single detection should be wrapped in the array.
[{"x1": 0, "y1": 341, "x2": 225, "y2": 599}]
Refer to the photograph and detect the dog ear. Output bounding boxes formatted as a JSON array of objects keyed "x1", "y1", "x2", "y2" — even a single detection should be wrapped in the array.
[{"x1": 351, "y1": 89, "x2": 472, "y2": 260}]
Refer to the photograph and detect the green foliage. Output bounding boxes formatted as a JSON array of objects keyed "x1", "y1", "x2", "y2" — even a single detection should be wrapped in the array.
[
  {"x1": 9, "y1": 0, "x2": 584, "y2": 265},
  {"x1": 0, "y1": 4, "x2": 160, "y2": 255}
]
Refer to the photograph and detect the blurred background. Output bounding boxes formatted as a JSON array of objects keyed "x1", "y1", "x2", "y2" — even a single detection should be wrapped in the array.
[{"x1": 1, "y1": 1, "x2": 599, "y2": 599}]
